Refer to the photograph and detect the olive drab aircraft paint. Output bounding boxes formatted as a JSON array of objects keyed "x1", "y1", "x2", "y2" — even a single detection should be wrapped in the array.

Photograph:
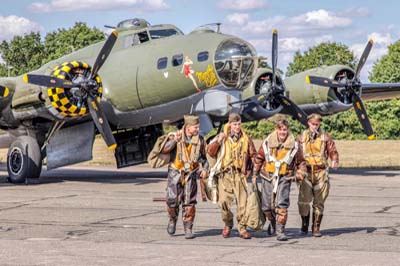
[{"x1": 0, "y1": 19, "x2": 399, "y2": 184}]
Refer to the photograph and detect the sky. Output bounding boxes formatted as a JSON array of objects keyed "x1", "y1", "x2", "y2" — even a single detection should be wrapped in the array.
[{"x1": 1, "y1": 0, "x2": 400, "y2": 81}]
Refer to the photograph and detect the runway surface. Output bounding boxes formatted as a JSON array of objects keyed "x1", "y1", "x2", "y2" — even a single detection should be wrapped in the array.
[{"x1": 0, "y1": 164, "x2": 399, "y2": 265}]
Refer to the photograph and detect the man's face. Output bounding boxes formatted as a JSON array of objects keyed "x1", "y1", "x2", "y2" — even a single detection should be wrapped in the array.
[
  {"x1": 230, "y1": 121, "x2": 242, "y2": 134},
  {"x1": 308, "y1": 120, "x2": 321, "y2": 133},
  {"x1": 186, "y1": 124, "x2": 200, "y2": 136},
  {"x1": 277, "y1": 125, "x2": 289, "y2": 141}
]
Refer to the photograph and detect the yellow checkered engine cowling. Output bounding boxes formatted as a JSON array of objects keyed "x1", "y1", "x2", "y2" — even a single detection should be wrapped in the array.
[{"x1": 48, "y1": 61, "x2": 103, "y2": 117}]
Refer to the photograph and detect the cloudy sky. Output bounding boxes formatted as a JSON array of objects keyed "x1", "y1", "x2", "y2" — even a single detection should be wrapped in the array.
[{"x1": 1, "y1": 0, "x2": 399, "y2": 80}]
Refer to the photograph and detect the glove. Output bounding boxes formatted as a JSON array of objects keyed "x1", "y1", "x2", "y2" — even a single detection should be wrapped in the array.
[{"x1": 295, "y1": 170, "x2": 308, "y2": 181}]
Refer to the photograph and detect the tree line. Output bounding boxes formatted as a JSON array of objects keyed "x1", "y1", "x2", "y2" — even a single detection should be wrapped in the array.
[{"x1": 0, "y1": 23, "x2": 398, "y2": 139}]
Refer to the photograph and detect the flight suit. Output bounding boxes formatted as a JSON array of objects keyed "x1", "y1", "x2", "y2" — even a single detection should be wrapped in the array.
[
  {"x1": 297, "y1": 128, "x2": 339, "y2": 236},
  {"x1": 253, "y1": 130, "x2": 306, "y2": 240},
  {"x1": 162, "y1": 126, "x2": 208, "y2": 238},
  {"x1": 207, "y1": 123, "x2": 256, "y2": 238}
]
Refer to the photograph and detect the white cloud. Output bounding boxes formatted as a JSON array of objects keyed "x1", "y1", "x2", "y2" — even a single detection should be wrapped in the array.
[
  {"x1": 0, "y1": 16, "x2": 43, "y2": 41},
  {"x1": 223, "y1": 9, "x2": 353, "y2": 40},
  {"x1": 217, "y1": 0, "x2": 267, "y2": 11},
  {"x1": 368, "y1": 32, "x2": 391, "y2": 46},
  {"x1": 293, "y1": 9, "x2": 352, "y2": 29},
  {"x1": 28, "y1": 0, "x2": 169, "y2": 13},
  {"x1": 226, "y1": 13, "x2": 249, "y2": 25},
  {"x1": 222, "y1": 8, "x2": 357, "y2": 73}
]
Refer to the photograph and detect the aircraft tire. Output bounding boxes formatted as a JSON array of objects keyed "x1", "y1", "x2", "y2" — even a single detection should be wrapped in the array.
[{"x1": 7, "y1": 136, "x2": 42, "y2": 184}]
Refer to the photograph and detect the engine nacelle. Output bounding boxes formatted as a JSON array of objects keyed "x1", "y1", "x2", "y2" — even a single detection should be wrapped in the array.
[
  {"x1": 46, "y1": 61, "x2": 103, "y2": 119},
  {"x1": 241, "y1": 68, "x2": 285, "y2": 121},
  {"x1": 284, "y1": 64, "x2": 356, "y2": 115}
]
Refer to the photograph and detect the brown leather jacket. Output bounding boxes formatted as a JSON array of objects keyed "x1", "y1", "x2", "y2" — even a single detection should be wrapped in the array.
[{"x1": 297, "y1": 130, "x2": 339, "y2": 165}]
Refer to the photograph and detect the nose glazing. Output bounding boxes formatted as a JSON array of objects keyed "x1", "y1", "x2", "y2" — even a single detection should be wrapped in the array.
[{"x1": 214, "y1": 38, "x2": 256, "y2": 89}]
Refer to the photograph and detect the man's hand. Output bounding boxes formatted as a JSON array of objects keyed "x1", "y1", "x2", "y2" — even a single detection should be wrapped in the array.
[
  {"x1": 295, "y1": 170, "x2": 307, "y2": 181},
  {"x1": 217, "y1": 133, "x2": 226, "y2": 144},
  {"x1": 200, "y1": 169, "x2": 208, "y2": 179},
  {"x1": 175, "y1": 131, "x2": 182, "y2": 142},
  {"x1": 331, "y1": 160, "x2": 339, "y2": 170}
]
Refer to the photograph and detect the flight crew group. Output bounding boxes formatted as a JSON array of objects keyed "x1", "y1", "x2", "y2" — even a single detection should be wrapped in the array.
[{"x1": 160, "y1": 112, "x2": 339, "y2": 240}]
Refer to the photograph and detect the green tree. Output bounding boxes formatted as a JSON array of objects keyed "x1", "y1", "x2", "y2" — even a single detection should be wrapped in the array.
[
  {"x1": 0, "y1": 22, "x2": 105, "y2": 77},
  {"x1": 44, "y1": 22, "x2": 105, "y2": 63},
  {"x1": 271, "y1": 41, "x2": 400, "y2": 140},
  {"x1": 0, "y1": 32, "x2": 45, "y2": 76},
  {"x1": 369, "y1": 41, "x2": 400, "y2": 83},
  {"x1": 286, "y1": 42, "x2": 357, "y2": 77},
  {"x1": 0, "y1": 64, "x2": 7, "y2": 77}
]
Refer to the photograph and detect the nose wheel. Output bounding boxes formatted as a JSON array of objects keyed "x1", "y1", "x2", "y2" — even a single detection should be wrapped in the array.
[{"x1": 7, "y1": 136, "x2": 42, "y2": 184}]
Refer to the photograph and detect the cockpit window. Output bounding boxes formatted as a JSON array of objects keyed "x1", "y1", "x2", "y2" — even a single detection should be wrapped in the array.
[
  {"x1": 214, "y1": 38, "x2": 256, "y2": 89},
  {"x1": 149, "y1": 29, "x2": 182, "y2": 39},
  {"x1": 124, "y1": 31, "x2": 150, "y2": 48}
]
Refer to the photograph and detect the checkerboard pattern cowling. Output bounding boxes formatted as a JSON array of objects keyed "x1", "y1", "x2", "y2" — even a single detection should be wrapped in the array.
[{"x1": 48, "y1": 61, "x2": 103, "y2": 117}]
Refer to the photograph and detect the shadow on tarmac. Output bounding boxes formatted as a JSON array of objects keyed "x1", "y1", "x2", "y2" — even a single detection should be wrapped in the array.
[
  {"x1": 331, "y1": 168, "x2": 400, "y2": 177},
  {"x1": 0, "y1": 163, "x2": 167, "y2": 185}
]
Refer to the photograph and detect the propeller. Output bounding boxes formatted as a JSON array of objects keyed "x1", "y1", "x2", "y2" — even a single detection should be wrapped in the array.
[
  {"x1": 306, "y1": 39, "x2": 375, "y2": 139},
  {"x1": 24, "y1": 31, "x2": 119, "y2": 149},
  {"x1": 242, "y1": 29, "x2": 308, "y2": 126},
  {"x1": 0, "y1": 85, "x2": 10, "y2": 97}
]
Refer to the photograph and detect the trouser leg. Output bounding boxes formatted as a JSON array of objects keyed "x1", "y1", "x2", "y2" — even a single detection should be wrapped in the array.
[
  {"x1": 166, "y1": 169, "x2": 181, "y2": 235},
  {"x1": 312, "y1": 170, "x2": 330, "y2": 216},
  {"x1": 312, "y1": 170, "x2": 329, "y2": 237},
  {"x1": 218, "y1": 173, "x2": 234, "y2": 228},
  {"x1": 261, "y1": 178, "x2": 275, "y2": 235},
  {"x1": 275, "y1": 177, "x2": 291, "y2": 241},
  {"x1": 232, "y1": 172, "x2": 248, "y2": 234},
  {"x1": 182, "y1": 172, "x2": 198, "y2": 231}
]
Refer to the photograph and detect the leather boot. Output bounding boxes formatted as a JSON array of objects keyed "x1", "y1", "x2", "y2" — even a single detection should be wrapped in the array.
[
  {"x1": 312, "y1": 212, "x2": 323, "y2": 237},
  {"x1": 167, "y1": 207, "x2": 178, "y2": 235},
  {"x1": 264, "y1": 211, "x2": 276, "y2": 236},
  {"x1": 300, "y1": 213, "x2": 310, "y2": 235},
  {"x1": 275, "y1": 210, "x2": 288, "y2": 241},
  {"x1": 276, "y1": 222, "x2": 288, "y2": 241},
  {"x1": 184, "y1": 225, "x2": 195, "y2": 239},
  {"x1": 183, "y1": 206, "x2": 196, "y2": 239}
]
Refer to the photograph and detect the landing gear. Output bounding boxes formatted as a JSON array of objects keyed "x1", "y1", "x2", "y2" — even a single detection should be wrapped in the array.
[{"x1": 7, "y1": 136, "x2": 42, "y2": 184}]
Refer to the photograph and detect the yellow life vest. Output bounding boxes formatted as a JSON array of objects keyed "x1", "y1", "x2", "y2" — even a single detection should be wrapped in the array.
[
  {"x1": 263, "y1": 132, "x2": 297, "y2": 176},
  {"x1": 172, "y1": 129, "x2": 201, "y2": 171},
  {"x1": 302, "y1": 130, "x2": 327, "y2": 166},
  {"x1": 221, "y1": 124, "x2": 249, "y2": 170},
  {"x1": 264, "y1": 148, "x2": 290, "y2": 175},
  {"x1": 173, "y1": 143, "x2": 194, "y2": 170}
]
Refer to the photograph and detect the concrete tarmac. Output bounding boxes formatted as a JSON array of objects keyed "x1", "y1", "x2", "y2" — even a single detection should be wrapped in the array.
[{"x1": 0, "y1": 164, "x2": 399, "y2": 266}]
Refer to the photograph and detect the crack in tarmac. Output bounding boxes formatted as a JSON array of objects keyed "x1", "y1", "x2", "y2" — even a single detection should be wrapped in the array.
[{"x1": 374, "y1": 204, "x2": 400, "y2": 213}]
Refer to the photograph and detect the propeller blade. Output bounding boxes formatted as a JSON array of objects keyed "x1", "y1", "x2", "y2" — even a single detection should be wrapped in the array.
[
  {"x1": 277, "y1": 95, "x2": 308, "y2": 126},
  {"x1": 306, "y1": 75, "x2": 346, "y2": 88},
  {"x1": 351, "y1": 93, "x2": 375, "y2": 139},
  {"x1": 23, "y1": 74, "x2": 78, "y2": 89},
  {"x1": 271, "y1": 29, "x2": 278, "y2": 87},
  {"x1": 355, "y1": 39, "x2": 373, "y2": 79},
  {"x1": 0, "y1": 85, "x2": 10, "y2": 97},
  {"x1": 91, "y1": 31, "x2": 118, "y2": 79},
  {"x1": 87, "y1": 96, "x2": 117, "y2": 150}
]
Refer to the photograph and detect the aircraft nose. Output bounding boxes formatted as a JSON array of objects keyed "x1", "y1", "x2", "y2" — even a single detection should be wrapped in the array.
[{"x1": 214, "y1": 38, "x2": 257, "y2": 89}]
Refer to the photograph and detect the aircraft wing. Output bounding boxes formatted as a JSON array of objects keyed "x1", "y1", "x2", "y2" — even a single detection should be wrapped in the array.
[{"x1": 361, "y1": 83, "x2": 400, "y2": 101}]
